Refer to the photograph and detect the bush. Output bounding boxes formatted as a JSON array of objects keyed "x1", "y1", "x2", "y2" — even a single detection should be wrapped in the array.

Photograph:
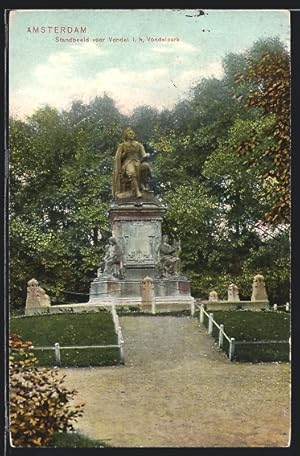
[{"x1": 9, "y1": 334, "x2": 85, "y2": 447}]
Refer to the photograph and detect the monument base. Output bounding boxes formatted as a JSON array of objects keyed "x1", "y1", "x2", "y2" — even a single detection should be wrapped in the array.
[
  {"x1": 24, "y1": 299, "x2": 194, "y2": 315},
  {"x1": 88, "y1": 276, "x2": 194, "y2": 310},
  {"x1": 84, "y1": 194, "x2": 195, "y2": 312}
]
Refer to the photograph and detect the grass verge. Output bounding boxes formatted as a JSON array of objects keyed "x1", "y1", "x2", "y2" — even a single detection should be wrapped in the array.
[
  {"x1": 202, "y1": 310, "x2": 290, "y2": 362},
  {"x1": 10, "y1": 312, "x2": 120, "y2": 367},
  {"x1": 51, "y1": 432, "x2": 111, "y2": 448}
]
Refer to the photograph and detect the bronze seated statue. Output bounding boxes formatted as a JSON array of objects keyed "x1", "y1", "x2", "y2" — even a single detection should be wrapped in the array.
[{"x1": 112, "y1": 128, "x2": 152, "y2": 198}]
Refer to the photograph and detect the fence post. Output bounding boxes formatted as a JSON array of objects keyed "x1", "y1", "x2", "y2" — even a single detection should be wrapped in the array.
[
  {"x1": 115, "y1": 315, "x2": 120, "y2": 334},
  {"x1": 120, "y1": 341, "x2": 125, "y2": 364},
  {"x1": 273, "y1": 304, "x2": 277, "y2": 311},
  {"x1": 54, "y1": 342, "x2": 61, "y2": 365},
  {"x1": 190, "y1": 300, "x2": 195, "y2": 317},
  {"x1": 112, "y1": 304, "x2": 117, "y2": 324},
  {"x1": 285, "y1": 302, "x2": 290, "y2": 312},
  {"x1": 118, "y1": 327, "x2": 125, "y2": 364},
  {"x1": 218, "y1": 324, "x2": 224, "y2": 348},
  {"x1": 229, "y1": 338, "x2": 235, "y2": 361},
  {"x1": 200, "y1": 305, "x2": 204, "y2": 324},
  {"x1": 152, "y1": 299, "x2": 156, "y2": 315},
  {"x1": 208, "y1": 313, "x2": 214, "y2": 335}
]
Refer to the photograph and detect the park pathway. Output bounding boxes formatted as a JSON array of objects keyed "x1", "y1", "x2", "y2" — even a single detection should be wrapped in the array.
[{"x1": 62, "y1": 315, "x2": 290, "y2": 447}]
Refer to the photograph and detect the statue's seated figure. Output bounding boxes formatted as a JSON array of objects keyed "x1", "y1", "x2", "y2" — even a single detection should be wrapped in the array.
[
  {"x1": 112, "y1": 128, "x2": 152, "y2": 198},
  {"x1": 157, "y1": 235, "x2": 181, "y2": 277}
]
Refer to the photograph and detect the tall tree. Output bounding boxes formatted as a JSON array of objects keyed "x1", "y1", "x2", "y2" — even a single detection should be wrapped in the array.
[
  {"x1": 9, "y1": 96, "x2": 128, "y2": 309},
  {"x1": 235, "y1": 38, "x2": 290, "y2": 225}
]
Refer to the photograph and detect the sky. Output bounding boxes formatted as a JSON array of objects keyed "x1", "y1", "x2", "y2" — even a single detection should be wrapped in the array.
[{"x1": 9, "y1": 9, "x2": 290, "y2": 119}]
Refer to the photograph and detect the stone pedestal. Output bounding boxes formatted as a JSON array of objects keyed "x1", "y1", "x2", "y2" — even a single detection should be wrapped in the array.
[
  {"x1": 89, "y1": 193, "x2": 194, "y2": 310},
  {"x1": 111, "y1": 193, "x2": 164, "y2": 272}
]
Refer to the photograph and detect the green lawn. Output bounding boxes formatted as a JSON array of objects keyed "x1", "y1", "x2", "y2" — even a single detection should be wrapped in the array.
[
  {"x1": 10, "y1": 312, "x2": 120, "y2": 367},
  {"x1": 202, "y1": 310, "x2": 290, "y2": 362}
]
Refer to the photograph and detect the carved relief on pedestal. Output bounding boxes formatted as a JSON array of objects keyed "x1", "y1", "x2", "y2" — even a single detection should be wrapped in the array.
[{"x1": 120, "y1": 220, "x2": 161, "y2": 265}]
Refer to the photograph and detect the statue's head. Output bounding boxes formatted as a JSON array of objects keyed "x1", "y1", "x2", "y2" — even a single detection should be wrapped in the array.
[{"x1": 124, "y1": 127, "x2": 136, "y2": 140}]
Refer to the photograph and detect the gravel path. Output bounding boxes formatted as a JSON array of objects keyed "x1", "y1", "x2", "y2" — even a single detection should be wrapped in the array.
[{"x1": 62, "y1": 316, "x2": 290, "y2": 447}]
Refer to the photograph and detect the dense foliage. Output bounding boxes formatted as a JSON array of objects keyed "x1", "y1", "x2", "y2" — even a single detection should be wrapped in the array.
[
  {"x1": 9, "y1": 38, "x2": 290, "y2": 309},
  {"x1": 234, "y1": 39, "x2": 290, "y2": 225},
  {"x1": 9, "y1": 334, "x2": 84, "y2": 447}
]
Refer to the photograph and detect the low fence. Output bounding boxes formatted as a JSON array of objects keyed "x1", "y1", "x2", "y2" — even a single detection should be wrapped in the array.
[
  {"x1": 10, "y1": 307, "x2": 125, "y2": 365},
  {"x1": 111, "y1": 304, "x2": 125, "y2": 363},
  {"x1": 194, "y1": 303, "x2": 291, "y2": 362},
  {"x1": 272, "y1": 302, "x2": 290, "y2": 312}
]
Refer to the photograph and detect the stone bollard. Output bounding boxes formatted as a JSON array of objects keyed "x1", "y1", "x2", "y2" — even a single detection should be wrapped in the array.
[
  {"x1": 227, "y1": 283, "x2": 240, "y2": 302},
  {"x1": 208, "y1": 290, "x2": 218, "y2": 302},
  {"x1": 285, "y1": 302, "x2": 290, "y2": 312},
  {"x1": 251, "y1": 274, "x2": 268, "y2": 302},
  {"x1": 141, "y1": 276, "x2": 156, "y2": 314},
  {"x1": 26, "y1": 278, "x2": 51, "y2": 310}
]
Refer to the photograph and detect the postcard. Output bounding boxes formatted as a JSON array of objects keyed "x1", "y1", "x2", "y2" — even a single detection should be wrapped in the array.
[{"x1": 7, "y1": 9, "x2": 291, "y2": 449}]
